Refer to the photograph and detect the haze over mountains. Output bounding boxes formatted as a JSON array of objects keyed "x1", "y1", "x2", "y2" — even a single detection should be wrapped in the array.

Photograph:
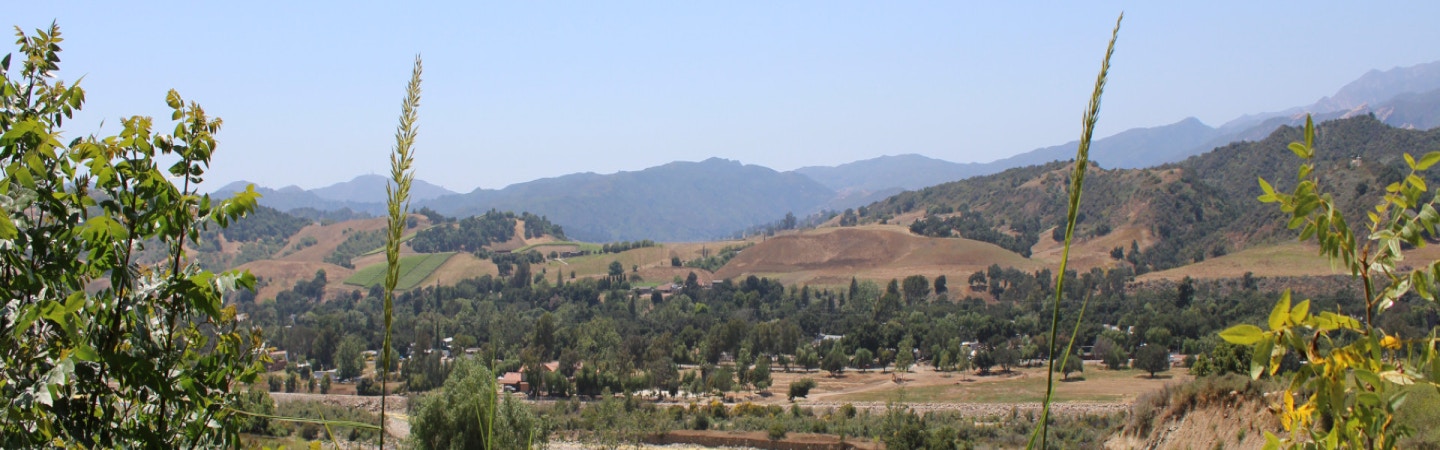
[{"x1": 220, "y1": 59, "x2": 1440, "y2": 242}]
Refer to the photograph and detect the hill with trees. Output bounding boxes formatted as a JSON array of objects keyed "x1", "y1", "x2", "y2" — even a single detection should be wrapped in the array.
[{"x1": 856, "y1": 115, "x2": 1440, "y2": 274}]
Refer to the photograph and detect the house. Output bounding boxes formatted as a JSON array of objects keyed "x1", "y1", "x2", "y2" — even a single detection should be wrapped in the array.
[
  {"x1": 498, "y1": 371, "x2": 528, "y2": 393},
  {"x1": 267, "y1": 350, "x2": 289, "y2": 372}
]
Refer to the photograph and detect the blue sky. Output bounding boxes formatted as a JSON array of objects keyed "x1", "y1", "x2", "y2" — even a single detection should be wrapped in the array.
[{"x1": 13, "y1": 2, "x2": 1440, "y2": 192}]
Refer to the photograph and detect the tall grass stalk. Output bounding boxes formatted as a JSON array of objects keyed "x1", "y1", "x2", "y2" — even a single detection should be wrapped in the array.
[
  {"x1": 381, "y1": 55, "x2": 423, "y2": 449},
  {"x1": 1026, "y1": 13, "x2": 1121, "y2": 450}
]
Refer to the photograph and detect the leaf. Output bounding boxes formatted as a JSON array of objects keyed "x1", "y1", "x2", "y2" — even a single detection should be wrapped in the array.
[
  {"x1": 1406, "y1": 153, "x2": 1417, "y2": 170},
  {"x1": 1288, "y1": 142, "x2": 1309, "y2": 159},
  {"x1": 1251, "y1": 339, "x2": 1274, "y2": 380},
  {"x1": 1262, "y1": 431, "x2": 1281, "y2": 450},
  {"x1": 1408, "y1": 174, "x2": 1427, "y2": 192},
  {"x1": 0, "y1": 213, "x2": 15, "y2": 240},
  {"x1": 1269, "y1": 293, "x2": 1292, "y2": 331},
  {"x1": 1220, "y1": 324, "x2": 1266, "y2": 345},
  {"x1": 1289, "y1": 299, "x2": 1310, "y2": 325},
  {"x1": 1416, "y1": 151, "x2": 1440, "y2": 171}
]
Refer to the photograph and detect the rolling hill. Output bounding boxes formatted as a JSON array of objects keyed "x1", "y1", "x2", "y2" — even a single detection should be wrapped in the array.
[{"x1": 856, "y1": 115, "x2": 1440, "y2": 275}]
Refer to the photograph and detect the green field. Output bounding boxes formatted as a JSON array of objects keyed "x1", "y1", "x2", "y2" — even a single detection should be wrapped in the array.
[{"x1": 344, "y1": 252, "x2": 455, "y2": 290}]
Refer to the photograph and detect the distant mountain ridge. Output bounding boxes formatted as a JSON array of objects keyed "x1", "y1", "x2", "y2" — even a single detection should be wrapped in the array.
[
  {"x1": 218, "y1": 58, "x2": 1440, "y2": 242},
  {"x1": 310, "y1": 174, "x2": 456, "y2": 203},
  {"x1": 418, "y1": 158, "x2": 834, "y2": 242}
]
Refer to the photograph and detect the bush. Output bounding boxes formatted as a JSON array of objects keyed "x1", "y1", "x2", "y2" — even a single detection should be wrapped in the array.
[
  {"x1": 768, "y1": 422, "x2": 787, "y2": 440},
  {"x1": 410, "y1": 357, "x2": 550, "y2": 449},
  {"x1": 356, "y1": 377, "x2": 382, "y2": 396},
  {"x1": 788, "y1": 378, "x2": 817, "y2": 400}
]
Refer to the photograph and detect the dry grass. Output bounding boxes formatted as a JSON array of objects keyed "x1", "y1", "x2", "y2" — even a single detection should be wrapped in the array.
[
  {"x1": 1138, "y1": 241, "x2": 1342, "y2": 281},
  {"x1": 714, "y1": 225, "x2": 1041, "y2": 287}
]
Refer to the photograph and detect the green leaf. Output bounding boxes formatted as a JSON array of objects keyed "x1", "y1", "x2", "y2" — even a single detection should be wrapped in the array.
[
  {"x1": 1220, "y1": 324, "x2": 1266, "y2": 345},
  {"x1": 1416, "y1": 151, "x2": 1440, "y2": 171},
  {"x1": 1262, "y1": 431, "x2": 1281, "y2": 450},
  {"x1": 1251, "y1": 339, "x2": 1274, "y2": 380},
  {"x1": 1303, "y1": 115, "x2": 1314, "y2": 149},
  {"x1": 1269, "y1": 292, "x2": 1292, "y2": 331},
  {"x1": 0, "y1": 213, "x2": 16, "y2": 240},
  {"x1": 1289, "y1": 299, "x2": 1310, "y2": 325},
  {"x1": 1407, "y1": 174, "x2": 1427, "y2": 192},
  {"x1": 1288, "y1": 142, "x2": 1309, "y2": 159},
  {"x1": 1406, "y1": 153, "x2": 1417, "y2": 170},
  {"x1": 73, "y1": 344, "x2": 98, "y2": 362}
]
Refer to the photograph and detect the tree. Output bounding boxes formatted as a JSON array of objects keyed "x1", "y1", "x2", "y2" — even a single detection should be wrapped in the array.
[
  {"x1": 1134, "y1": 345, "x2": 1170, "y2": 378},
  {"x1": 608, "y1": 260, "x2": 625, "y2": 281},
  {"x1": 336, "y1": 336, "x2": 366, "y2": 381},
  {"x1": 901, "y1": 275, "x2": 930, "y2": 304},
  {"x1": 933, "y1": 275, "x2": 948, "y2": 295},
  {"x1": 823, "y1": 346, "x2": 848, "y2": 377},
  {"x1": 895, "y1": 336, "x2": 916, "y2": 373},
  {"x1": 320, "y1": 374, "x2": 333, "y2": 394},
  {"x1": 993, "y1": 346, "x2": 1019, "y2": 372},
  {"x1": 968, "y1": 271, "x2": 987, "y2": 291},
  {"x1": 376, "y1": 346, "x2": 400, "y2": 380},
  {"x1": 1175, "y1": 277, "x2": 1195, "y2": 308},
  {"x1": 1144, "y1": 327, "x2": 1172, "y2": 349},
  {"x1": 787, "y1": 378, "x2": 817, "y2": 400},
  {"x1": 0, "y1": 25, "x2": 265, "y2": 447},
  {"x1": 797, "y1": 346, "x2": 820, "y2": 373},
  {"x1": 751, "y1": 357, "x2": 772, "y2": 392},
  {"x1": 533, "y1": 312, "x2": 558, "y2": 359},
  {"x1": 1055, "y1": 352, "x2": 1084, "y2": 381},
  {"x1": 410, "y1": 357, "x2": 548, "y2": 449},
  {"x1": 972, "y1": 349, "x2": 996, "y2": 374},
  {"x1": 1094, "y1": 336, "x2": 1128, "y2": 370}
]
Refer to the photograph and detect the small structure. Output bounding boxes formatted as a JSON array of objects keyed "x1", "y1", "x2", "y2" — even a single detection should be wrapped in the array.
[
  {"x1": 267, "y1": 350, "x2": 289, "y2": 372},
  {"x1": 498, "y1": 371, "x2": 528, "y2": 393}
]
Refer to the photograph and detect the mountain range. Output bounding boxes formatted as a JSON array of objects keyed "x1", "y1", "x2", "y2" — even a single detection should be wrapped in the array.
[{"x1": 217, "y1": 58, "x2": 1440, "y2": 242}]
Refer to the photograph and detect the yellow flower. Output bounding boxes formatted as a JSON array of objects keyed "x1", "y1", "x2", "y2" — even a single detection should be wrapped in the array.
[{"x1": 1381, "y1": 335, "x2": 1401, "y2": 350}]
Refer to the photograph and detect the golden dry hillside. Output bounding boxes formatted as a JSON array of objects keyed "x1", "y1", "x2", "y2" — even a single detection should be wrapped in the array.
[{"x1": 715, "y1": 225, "x2": 1043, "y2": 287}]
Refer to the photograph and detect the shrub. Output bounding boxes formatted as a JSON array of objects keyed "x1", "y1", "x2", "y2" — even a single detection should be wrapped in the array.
[
  {"x1": 788, "y1": 378, "x2": 817, "y2": 400},
  {"x1": 768, "y1": 422, "x2": 787, "y2": 441}
]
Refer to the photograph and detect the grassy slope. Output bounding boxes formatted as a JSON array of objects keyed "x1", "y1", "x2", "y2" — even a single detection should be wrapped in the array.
[{"x1": 344, "y1": 252, "x2": 456, "y2": 290}]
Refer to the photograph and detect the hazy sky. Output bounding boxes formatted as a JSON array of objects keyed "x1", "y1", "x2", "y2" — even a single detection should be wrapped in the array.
[{"x1": 13, "y1": 2, "x2": 1440, "y2": 192}]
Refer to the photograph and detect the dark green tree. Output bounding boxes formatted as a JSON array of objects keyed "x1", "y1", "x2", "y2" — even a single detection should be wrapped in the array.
[
  {"x1": 1134, "y1": 344, "x2": 1171, "y2": 378},
  {"x1": 1055, "y1": 352, "x2": 1084, "y2": 381}
]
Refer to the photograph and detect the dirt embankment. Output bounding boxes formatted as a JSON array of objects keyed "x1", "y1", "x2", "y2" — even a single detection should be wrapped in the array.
[{"x1": 644, "y1": 430, "x2": 878, "y2": 450}]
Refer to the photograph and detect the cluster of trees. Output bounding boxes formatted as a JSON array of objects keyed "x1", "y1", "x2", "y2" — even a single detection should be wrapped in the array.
[
  {"x1": 600, "y1": 240, "x2": 655, "y2": 254},
  {"x1": 908, "y1": 208, "x2": 1040, "y2": 257},
  {"x1": 520, "y1": 211, "x2": 566, "y2": 239},
  {"x1": 218, "y1": 205, "x2": 312, "y2": 243},
  {"x1": 731, "y1": 210, "x2": 841, "y2": 239},
  {"x1": 684, "y1": 243, "x2": 752, "y2": 272},
  {"x1": 325, "y1": 228, "x2": 386, "y2": 268},
  {"x1": 410, "y1": 209, "x2": 518, "y2": 253}
]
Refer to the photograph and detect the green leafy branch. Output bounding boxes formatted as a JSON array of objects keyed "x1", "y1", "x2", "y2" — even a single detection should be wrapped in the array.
[{"x1": 1223, "y1": 115, "x2": 1440, "y2": 449}]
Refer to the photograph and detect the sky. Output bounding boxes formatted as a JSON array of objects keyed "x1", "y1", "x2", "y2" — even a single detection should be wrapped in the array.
[{"x1": 13, "y1": 2, "x2": 1440, "y2": 193}]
